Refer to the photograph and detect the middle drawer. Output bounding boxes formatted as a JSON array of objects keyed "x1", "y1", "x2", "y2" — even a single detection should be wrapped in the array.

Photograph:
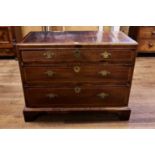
[{"x1": 23, "y1": 64, "x2": 132, "y2": 84}]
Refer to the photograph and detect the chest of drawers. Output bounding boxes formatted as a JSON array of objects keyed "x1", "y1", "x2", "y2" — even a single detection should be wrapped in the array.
[
  {"x1": 129, "y1": 26, "x2": 155, "y2": 53},
  {"x1": 138, "y1": 27, "x2": 155, "y2": 52},
  {"x1": 0, "y1": 26, "x2": 21, "y2": 57},
  {"x1": 17, "y1": 31, "x2": 137, "y2": 121}
]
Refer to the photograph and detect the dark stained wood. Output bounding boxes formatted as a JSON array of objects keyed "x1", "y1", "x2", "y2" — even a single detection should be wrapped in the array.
[
  {"x1": 18, "y1": 31, "x2": 137, "y2": 46},
  {"x1": 21, "y1": 48, "x2": 136, "y2": 64},
  {"x1": 0, "y1": 26, "x2": 22, "y2": 57},
  {"x1": 0, "y1": 26, "x2": 14, "y2": 57},
  {"x1": 0, "y1": 49, "x2": 14, "y2": 57},
  {"x1": 138, "y1": 27, "x2": 155, "y2": 39},
  {"x1": 24, "y1": 85, "x2": 130, "y2": 108},
  {"x1": 1, "y1": 58, "x2": 155, "y2": 127},
  {"x1": 23, "y1": 107, "x2": 131, "y2": 122},
  {"x1": 138, "y1": 39, "x2": 155, "y2": 52},
  {"x1": 128, "y1": 26, "x2": 139, "y2": 41},
  {"x1": 129, "y1": 26, "x2": 155, "y2": 53},
  {"x1": 23, "y1": 64, "x2": 132, "y2": 85},
  {"x1": 16, "y1": 31, "x2": 137, "y2": 121},
  {"x1": 0, "y1": 27, "x2": 13, "y2": 45},
  {"x1": 50, "y1": 26, "x2": 63, "y2": 31},
  {"x1": 11, "y1": 26, "x2": 23, "y2": 43}
]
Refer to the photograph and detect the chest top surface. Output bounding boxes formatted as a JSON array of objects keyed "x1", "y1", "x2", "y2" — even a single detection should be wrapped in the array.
[{"x1": 18, "y1": 31, "x2": 137, "y2": 46}]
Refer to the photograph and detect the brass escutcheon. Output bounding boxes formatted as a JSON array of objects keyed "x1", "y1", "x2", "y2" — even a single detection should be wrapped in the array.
[
  {"x1": 74, "y1": 49, "x2": 81, "y2": 59},
  {"x1": 44, "y1": 70, "x2": 55, "y2": 77},
  {"x1": 73, "y1": 66, "x2": 80, "y2": 73},
  {"x1": 101, "y1": 51, "x2": 111, "y2": 59},
  {"x1": 43, "y1": 51, "x2": 55, "y2": 59},
  {"x1": 74, "y1": 87, "x2": 81, "y2": 94}
]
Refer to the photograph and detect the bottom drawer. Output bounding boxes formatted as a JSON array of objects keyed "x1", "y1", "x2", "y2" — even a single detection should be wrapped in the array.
[
  {"x1": 0, "y1": 49, "x2": 15, "y2": 56},
  {"x1": 24, "y1": 85, "x2": 130, "y2": 108}
]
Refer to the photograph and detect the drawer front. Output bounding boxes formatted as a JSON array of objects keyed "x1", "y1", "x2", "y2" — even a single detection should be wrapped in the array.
[
  {"x1": 23, "y1": 64, "x2": 132, "y2": 84},
  {"x1": 138, "y1": 39, "x2": 155, "y2": 52},
  {"x1": 0, "y1": 49, "x2": 14, "y2": 57},
  {"x1": 21, "y1": 48, "x2": 135, "y2": 63},
  {"x1": 139, "y1": 27, "x2": 155, "y2": 39},
  {"x1": 24, "y1": 86, "x2": 130, "y2": 108},
  {"x1": 0, "y1": 27, "x2": 10, "y2": 44}
]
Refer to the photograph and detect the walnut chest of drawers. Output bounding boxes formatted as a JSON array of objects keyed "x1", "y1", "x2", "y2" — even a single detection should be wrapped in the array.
[
  {"x1": 138, "y1": 26, "x2": 155, "y2": 53},
  {"x1": 0, "y1": 26, "x2": 21, "y2": 57},
  {"x1": 17, "y1": 31, "x2": 137, "y2": 121},
  {"x1": 129, "y1": 26, "x2": 155, "y2": 53}
]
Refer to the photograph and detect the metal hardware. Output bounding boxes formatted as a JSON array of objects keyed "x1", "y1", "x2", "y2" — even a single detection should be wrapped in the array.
[
  {"x1": 44, "y1": 70, "x2": 55, "y2": 77},
  {"x1": 43, "y1": 51, "x2": 55, "y2": 59},
  {"x1": 46, "y1": 93, "x2": 58, "y2": 99},
  {"x1": 97, "y1": 92, "x2": 109, "y2": 99},
  {"x1": 74, "y1": 49, "x2": 81, "y2": 59},
  {"x1": 101, "y1": 51, "x2": 111, "y2": 59},
  {"x1": 73, "y1": 66, "x2": 80, "y2": 73},
  {"x1": 74, "y1": 87, "x2": 81, "y2": 94},
  {"x1": 148, "y1": 42, "x2": 153, "y2": 48},
  {"x1": 98, "y1": 70, "x2": 111, "y2": 77}
]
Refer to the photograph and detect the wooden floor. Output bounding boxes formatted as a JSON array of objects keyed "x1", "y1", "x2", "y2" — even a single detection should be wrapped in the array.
[{"x1": 0, "y1": 57, "x2": 155, "y2": 128}]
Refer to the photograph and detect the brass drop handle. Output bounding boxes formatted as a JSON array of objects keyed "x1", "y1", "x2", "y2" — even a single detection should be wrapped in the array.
[
  {"x1": 74, "y1": 87, "x2": 81, "y2": 94},
  {"x1": 44, "y1": 70, "x2": 55, "y2": 77},
  {"x1": 74, "y1": 49, "x2": 81, "y2": 59},
  {"x1": 98, "y1": 70, "x2": 111, "y2": 77},
  {"x1": 148, "y1": 42, "x2": 153, "y2": 48},
  {"x1": 46, "y1": 93, "x2": 58, "y2": 99},
  {"x1": 73, "y1": 66, "x2": 80, "y2": 73},
  {"x1": 101, "y1": 51, "x2": 111, "y2": 59},
  {"x1": 43, "y1": 51, "x2": 55, "y2": 59},
  {"x1": 97, "y1": 92, "x2": 109, "y2": 99}
]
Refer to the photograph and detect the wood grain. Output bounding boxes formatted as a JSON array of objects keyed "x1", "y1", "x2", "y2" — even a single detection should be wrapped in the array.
[
  {"x1": 17, "y1": 31, "x2": 137, "y2": 121},
  {"x1": 0, "y1": 57, "x2": 155, "y2": 128},
  {"x1": 63, "y1": 26, "x2": 99, "y2": 31},
  {"x1": 129, "y1": 26, "x2": 155, "y2": 53},
  {"x1": 21, "y1": 48, "x2": 136, "y2": 64},
  {"x1": 0, "y1": 26, "x2": 22, "y2": 57},
  {"x1": 23, "y1": 64, "x2": 132, "y2": 85},
  {"x1": 21, "y1": 26, "x2": 42, "y2": 37},
  {"x1": 24, "y1": 85, "x2": 130, "y2": 108},
  {"x1": 19, "y1": 31, "x2": 137, "y2": 46},
  {"x1": 138, "y1": 39, "x2": 155, "y2": 52}
]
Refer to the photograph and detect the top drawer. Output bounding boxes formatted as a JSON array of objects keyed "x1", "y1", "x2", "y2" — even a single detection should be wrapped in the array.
[
  {"x1": 138, "y1": 27, "x2": 155, "y2": 39},
  {"x1": 21, "y1": 48, "x2": 135, "y2": 64}
]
